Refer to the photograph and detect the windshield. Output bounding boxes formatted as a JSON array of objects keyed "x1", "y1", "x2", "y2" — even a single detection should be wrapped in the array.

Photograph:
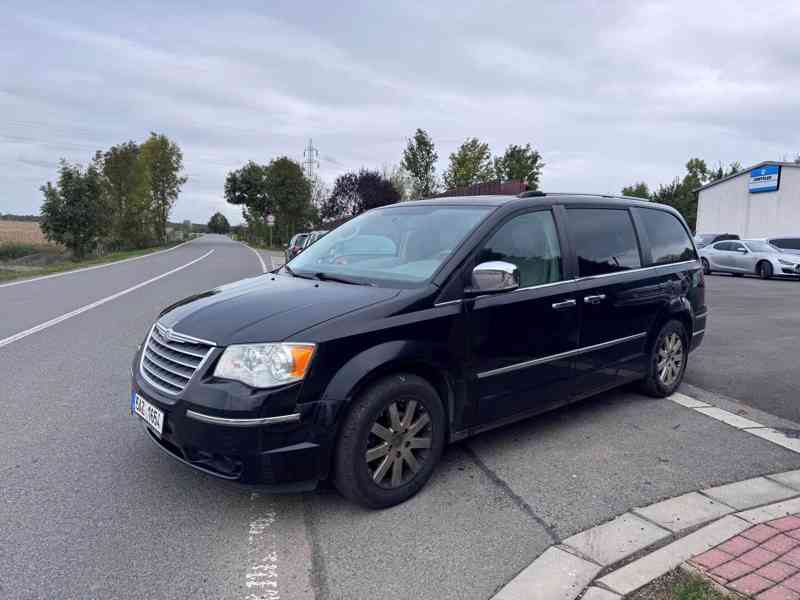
[
  {"x1": 745, "y1": 241, "x2": 777, "y2": 253},
  {"x1": 287, "y1": 205, "x2": 492, "y2": 286}
]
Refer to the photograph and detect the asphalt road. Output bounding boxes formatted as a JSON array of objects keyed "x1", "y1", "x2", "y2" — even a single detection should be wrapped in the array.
[
  {"x1": 2, "y1": 236, "x2": 800, "y2": 600},
  {"x1": 686, "y1": 272, "x2": 800, "y2": 422}
]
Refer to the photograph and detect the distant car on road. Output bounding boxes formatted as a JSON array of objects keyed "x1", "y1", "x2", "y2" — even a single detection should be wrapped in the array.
[
  {"x1": 765, "y1": 237, "x2": 800, "y2": 256},
  {"x1": 131, "y1": 193, "x2": 705, "y2": 508},
  {"x1": 700, "y1": 239, "x2": 800, "y2": 279},
  {"x1": 693, "y1": 233, "x2": 739, "y2": 248},
  {"x1": 285, "y1": 233, "x2": 309, "y2": 263}
]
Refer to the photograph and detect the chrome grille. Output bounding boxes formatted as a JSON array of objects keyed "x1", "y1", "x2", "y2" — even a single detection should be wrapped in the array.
[{"x1": 140, "y1": 323, "x2": 215, "y2": 395}]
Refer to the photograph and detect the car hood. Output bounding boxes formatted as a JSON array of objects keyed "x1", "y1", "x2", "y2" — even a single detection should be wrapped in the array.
[{"x1": 158, "y1": 273, "x2": 400, "y2": 345}]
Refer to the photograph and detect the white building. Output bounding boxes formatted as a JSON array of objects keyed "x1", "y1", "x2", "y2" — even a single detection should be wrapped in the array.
[{"x1": 695, "y1": 161, "x2": 800, "y2": 237}]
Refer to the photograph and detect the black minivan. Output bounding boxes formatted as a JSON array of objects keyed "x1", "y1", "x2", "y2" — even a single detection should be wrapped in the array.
[{"x1": 131, "y1": 193, "x2": 706, "y2": 508}]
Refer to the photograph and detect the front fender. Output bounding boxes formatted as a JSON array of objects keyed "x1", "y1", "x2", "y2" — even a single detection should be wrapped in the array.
[{"x1": 318, "y1": 339, "x2": 460, "y2": 432}]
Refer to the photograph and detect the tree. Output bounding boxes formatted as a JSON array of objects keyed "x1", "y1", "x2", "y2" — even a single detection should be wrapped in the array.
[
  {"x1": 443, "y1": 137, "x2": 495, "y2": 190},
  {"x1": 709, "y1": 161, "x2": 742, "y2": 182},
  {"x1": 207, "y1": 212, "x2": 230, "y2": 234},
  {"x1": 40, "y1": 160, "x2": 107, "y2": 259},
  {"x1": 494, "y1": 144, "x2": 544, "y2": 189},
  {"x1": 621, "y1": 182, "x2": 651, "y2": 199},
  {"x1": 225, "y1": 161, "x2": 271, "y2": 242},
  {"x1": 99, "y1": 141, "x2": 151, "y2": 248},
  {"x1": 140, "y1": 132, "x2": 187, "y2": 244},
  {"x1": 264, "y1": 157, "x2": 312, "y2": 243},
  {"x1": 401, "y1": 128, "x2": 438, "y2": 198},
  {"x1": 382, "y1": 164, "x2": 413, "y2": 201},
  {"x1": 321, "y1": 169, "x2": 400, "y2": 221}
]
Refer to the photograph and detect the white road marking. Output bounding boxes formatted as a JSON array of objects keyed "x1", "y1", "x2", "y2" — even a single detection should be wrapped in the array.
[
  {"x1": 0, "y1": 238, "x2": 197, "y2": 289},
  {"x1": 669, "y1": 392, "x2": 800, "y2": 455},
  {"x1": 242, "y1": 243, "x2": 268, "y2": 273},
  {"x1": 245, "y1": 493, "x2": 280, "y2": 600},
  {"x1": 0, "y1": 249, "x2": 214, "y2": 349}
]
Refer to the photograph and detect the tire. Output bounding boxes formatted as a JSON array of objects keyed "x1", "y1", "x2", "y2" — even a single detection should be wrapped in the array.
[
  {"x1": 333, "y1": 373, "x2": 446, "y2": 509},
  {"x1": 639, "y1": 320, "x2": 689, "y2": 398},
  {"x1": 758, "y1": 261, "x2": 773, "y2": 280},
  {"x1": 701, "y1": 258, "x2": 711, "y2": 275}
]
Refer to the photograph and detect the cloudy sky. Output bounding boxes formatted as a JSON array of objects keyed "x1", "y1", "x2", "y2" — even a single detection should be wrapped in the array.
[{"x1": 2, "y1": 1, "x2": 800, "y2": 224}]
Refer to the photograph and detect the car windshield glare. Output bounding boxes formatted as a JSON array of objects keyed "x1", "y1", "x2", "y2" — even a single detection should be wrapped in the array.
[{"x1": 287, "y1": 205, "x2": 492, "y2": 286}]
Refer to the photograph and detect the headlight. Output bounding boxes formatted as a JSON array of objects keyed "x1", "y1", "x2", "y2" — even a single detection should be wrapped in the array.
[
  {"x1": 214, "y1": 343, "x2": 315, "y2": 388},
  {"x1": 779, "y1": 259, "x2": 795, "y2": 266}
]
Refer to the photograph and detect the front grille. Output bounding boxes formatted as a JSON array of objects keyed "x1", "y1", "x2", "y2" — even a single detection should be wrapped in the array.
[{"x1": 140, "y1": 323, "x2": 214, "y2": 395}]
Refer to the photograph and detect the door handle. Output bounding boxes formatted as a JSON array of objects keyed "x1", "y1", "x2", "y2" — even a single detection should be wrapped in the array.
[
  {"x1": 584, "y1": 294, "x2": 606, "y2": 304},
  {"x1": 551, "y1": 299, "x2": 577, "y2": 310}
]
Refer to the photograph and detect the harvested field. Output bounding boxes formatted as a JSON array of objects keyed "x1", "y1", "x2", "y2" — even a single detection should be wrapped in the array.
[{"x1": 0, "y1": 221, "x2": 57, "y2": 246}]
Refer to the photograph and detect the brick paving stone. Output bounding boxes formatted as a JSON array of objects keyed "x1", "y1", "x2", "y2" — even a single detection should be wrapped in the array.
[
  {"x1": 765, "y1": 535, "x2": 800, "y2": 555},
  {"x1": 691, "y1": 548, "x2": 734, "y2": 569},
  {"x1": 757, "y1": 585, "x2": 800, "y2": 600},
  {"x1": 744, "y1": 524, "x2": 782, "y2": 543},
  {"x1": 771, "y1": 517, "x2": 800, "y2": 532},
  {"x1": 719, "y1": 536, "x2": 759, "y2": 557},
  {"x1": 784, "y1": 572, "x2": 800, "y2": 593},
  {"x1": 741, "y1": 547, "x2": 781, "y2": 569},
  {"x1": 712, "y1": 559, "x2": 756, "y2": 581},
  {"x1": 729, "y1": 573, "x2": 774, "y2": 595},
  {"x1": 783, "y1": 548, "x2": 800, "y2": 568},
  {"x1": 786, "y1": 530, "x2": 800, "y2": 542},
  {"x1": 757, "y1": 561, "x2": 799, "y2": 583}
]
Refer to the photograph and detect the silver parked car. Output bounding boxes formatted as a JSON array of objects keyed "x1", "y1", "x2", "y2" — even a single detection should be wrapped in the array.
[{"x1": 700, "y1": 239, "x2": 800, "y2": 279}]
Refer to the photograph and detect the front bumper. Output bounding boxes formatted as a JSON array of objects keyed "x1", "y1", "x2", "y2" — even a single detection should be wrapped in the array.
[{"x1": 131, "y1": 357, "x2": 336, "y2": 488}]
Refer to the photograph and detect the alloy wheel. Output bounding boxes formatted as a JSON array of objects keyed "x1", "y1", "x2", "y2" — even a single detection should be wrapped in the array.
[
  {"x1": 656, "y1": 332, "x2": 684, "y2": 387},
  {"x1": 365, "y1": 399, "x2": 432, "y2": 489}
]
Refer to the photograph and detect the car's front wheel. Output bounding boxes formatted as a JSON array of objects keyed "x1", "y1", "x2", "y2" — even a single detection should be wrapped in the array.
[
  {"x1": 701, "y1": 258, "x2": 711, "y2": 275},
  {"x1": 333, "y1": 374, "x2": 445, "y2": 508},
  {"x1": 758, "y1": 261, "x2": 773, "y2": 279},
  {"x1": 640, "y1": 320, "x2": 688, "y2": 398}
]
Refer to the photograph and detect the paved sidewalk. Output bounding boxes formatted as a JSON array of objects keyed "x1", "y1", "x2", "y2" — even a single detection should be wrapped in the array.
[{"x1": 690, "y1": 513, "x2": 800, "y2": 598}]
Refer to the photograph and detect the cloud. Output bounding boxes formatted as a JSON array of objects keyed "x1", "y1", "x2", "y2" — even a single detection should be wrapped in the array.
[{"x1": 2, "y1": 1, "x2": 800, "y2": 222}]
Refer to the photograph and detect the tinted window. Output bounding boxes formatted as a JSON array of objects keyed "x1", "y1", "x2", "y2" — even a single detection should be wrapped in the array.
[
  {"x1": 639, "y1": 209, "x2": 696, "y2": 265},
  {"x1": 730, "y1": 242, "x2": 746, "y2": 252},
  {"x1": 745, "y1": 241, "x2": 775, "y2": 253},
  {"x1": 477, "y1": 211, "x2": 562, "y2": 287},
  {"x1": 568, "y1": 209, "x2": 642, "y2": 276},
  {"x1": 772, "y1": 238, "x2": 800, "y2": 250},
  {"x1": 714, "y1": 242, "x2": 732, "y2": 251}
]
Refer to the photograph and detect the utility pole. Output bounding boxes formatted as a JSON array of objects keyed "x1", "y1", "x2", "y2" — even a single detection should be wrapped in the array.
[{"x1": 303, "y1": 139, "x2": 319, "y2": 179}]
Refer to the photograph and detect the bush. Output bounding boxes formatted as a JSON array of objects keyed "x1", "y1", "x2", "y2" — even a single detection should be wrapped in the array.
[{"x1": 0, "y1": 243, "x2": 41, "y2": 260}]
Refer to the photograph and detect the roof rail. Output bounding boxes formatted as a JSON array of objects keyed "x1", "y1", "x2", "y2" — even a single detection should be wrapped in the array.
[{"x1": 517, "y1": 191, "x2": 547, "y2": 198}]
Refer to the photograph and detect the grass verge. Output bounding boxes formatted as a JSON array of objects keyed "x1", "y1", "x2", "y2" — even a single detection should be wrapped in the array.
[
  {"x1": 628, "y1": 568, "x2": 727, "y2": 600},
  {"x1": 0, "y1": 244, "x2": 180, "y2": 283}
]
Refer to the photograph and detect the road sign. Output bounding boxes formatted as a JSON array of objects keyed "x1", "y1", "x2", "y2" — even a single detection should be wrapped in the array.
[{"x1": 266, "y1": 214, "x2": 275, "y2": 226}]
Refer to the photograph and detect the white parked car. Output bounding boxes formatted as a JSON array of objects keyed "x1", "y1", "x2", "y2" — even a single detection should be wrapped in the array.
[{"x1": 699, "y1": 239, "x2": 800, "y2": 279}]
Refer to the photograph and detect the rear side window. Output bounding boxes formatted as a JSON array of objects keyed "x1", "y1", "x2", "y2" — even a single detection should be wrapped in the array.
[
  {"x1": 638, "y1": 209, "x2": 696, "y2": 265},
  {"x1": 477, "y1": 211, "x2": 563, "y2": 287},
  {"x1": 714, "y1": 242, "x2": 733, "y2": 251},
  {"x1": 568, "y1": 209, "x2": 642, "y2": 276},
  {"x1": 772, "y1": 238, "x2": 800, "y2": 250}
]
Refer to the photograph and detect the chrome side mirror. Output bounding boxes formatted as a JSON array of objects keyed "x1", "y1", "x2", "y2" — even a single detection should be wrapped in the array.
[{"x1": 466, "y1": 261, "x2": 520, "y2": 295}]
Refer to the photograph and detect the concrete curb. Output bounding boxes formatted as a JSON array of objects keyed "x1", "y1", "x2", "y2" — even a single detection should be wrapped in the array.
[{"x1": 491, "y1": 391, "x2": 800, "y2": 600}]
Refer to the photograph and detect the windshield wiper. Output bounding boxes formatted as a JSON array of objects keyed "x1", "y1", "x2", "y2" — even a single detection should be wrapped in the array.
[{"x1": 313, "y1": 272, "x2": 374, "y2": 286}]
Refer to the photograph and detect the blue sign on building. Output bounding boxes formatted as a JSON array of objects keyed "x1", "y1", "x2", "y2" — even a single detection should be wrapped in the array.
[{"x1": 749, "y1": 165, "x2": 781, "y2": 193}]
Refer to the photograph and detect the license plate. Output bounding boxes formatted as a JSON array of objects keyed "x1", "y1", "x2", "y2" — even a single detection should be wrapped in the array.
[{"x1": 133, "y1": 392, "x2": 164, "y2": 436}]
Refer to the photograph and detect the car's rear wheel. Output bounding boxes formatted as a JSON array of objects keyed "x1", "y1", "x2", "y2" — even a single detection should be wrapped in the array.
[
  {"x1": 758, "y1": 261, "x2": 773, "y2": 279},
  {"x1": 701, "y1": 258, "x2": 711, "y2": 275},
  {"x1": 333, "y1": 374, "x2": 445, "y2": 508},
  {"x1": 639, "y1": 320, "x2": 688, "y2": 398}
]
